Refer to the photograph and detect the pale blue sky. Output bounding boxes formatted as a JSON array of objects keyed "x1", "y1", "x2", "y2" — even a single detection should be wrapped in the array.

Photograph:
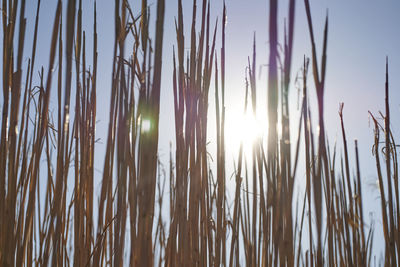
[{"x1": 16, "y1": 0, "x2": 400, "y2": 258}]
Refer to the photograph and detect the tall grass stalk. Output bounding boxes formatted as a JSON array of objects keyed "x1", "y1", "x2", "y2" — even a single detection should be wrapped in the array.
[{"x1": 0, "y1": 0, "x2": 398, "y2": 266}]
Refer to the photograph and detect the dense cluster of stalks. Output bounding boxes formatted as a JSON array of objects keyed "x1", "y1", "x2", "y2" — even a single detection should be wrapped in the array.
[{"x1": 0, "y1": 0, "x2": 399, "y2": 266}]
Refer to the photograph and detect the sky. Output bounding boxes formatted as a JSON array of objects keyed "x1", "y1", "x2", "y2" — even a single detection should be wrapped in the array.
[{"x1": 15, "y1": 0, "x2": 400, "y2": 259}]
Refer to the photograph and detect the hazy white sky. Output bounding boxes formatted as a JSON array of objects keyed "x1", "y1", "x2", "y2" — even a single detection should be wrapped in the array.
[{"x1": 24, "y1": 0, "x2": 400, "y2": 164}]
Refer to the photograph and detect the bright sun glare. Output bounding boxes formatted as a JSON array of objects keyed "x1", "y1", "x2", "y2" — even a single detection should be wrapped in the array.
[
  {"x1": 138, "y1": 116, "x2": 152, "y2": 133},
  {"x1": 225, "y1": 110, "x2": 268, "y2": 159}
]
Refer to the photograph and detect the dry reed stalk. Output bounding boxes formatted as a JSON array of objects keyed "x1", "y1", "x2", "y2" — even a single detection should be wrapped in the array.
[{"x1": 1, "y1": 0, "x2": 399, "y2": 265}]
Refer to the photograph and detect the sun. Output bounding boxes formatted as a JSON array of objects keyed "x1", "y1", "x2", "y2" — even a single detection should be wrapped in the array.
[{"x1": 225, "y1": 109, "x2": 268, "y2": 160}]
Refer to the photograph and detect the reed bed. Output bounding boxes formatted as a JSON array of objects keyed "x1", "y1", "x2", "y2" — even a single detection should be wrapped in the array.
[{"x1": 0, "y1": 0, "x2": 398, "y2": 266}]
